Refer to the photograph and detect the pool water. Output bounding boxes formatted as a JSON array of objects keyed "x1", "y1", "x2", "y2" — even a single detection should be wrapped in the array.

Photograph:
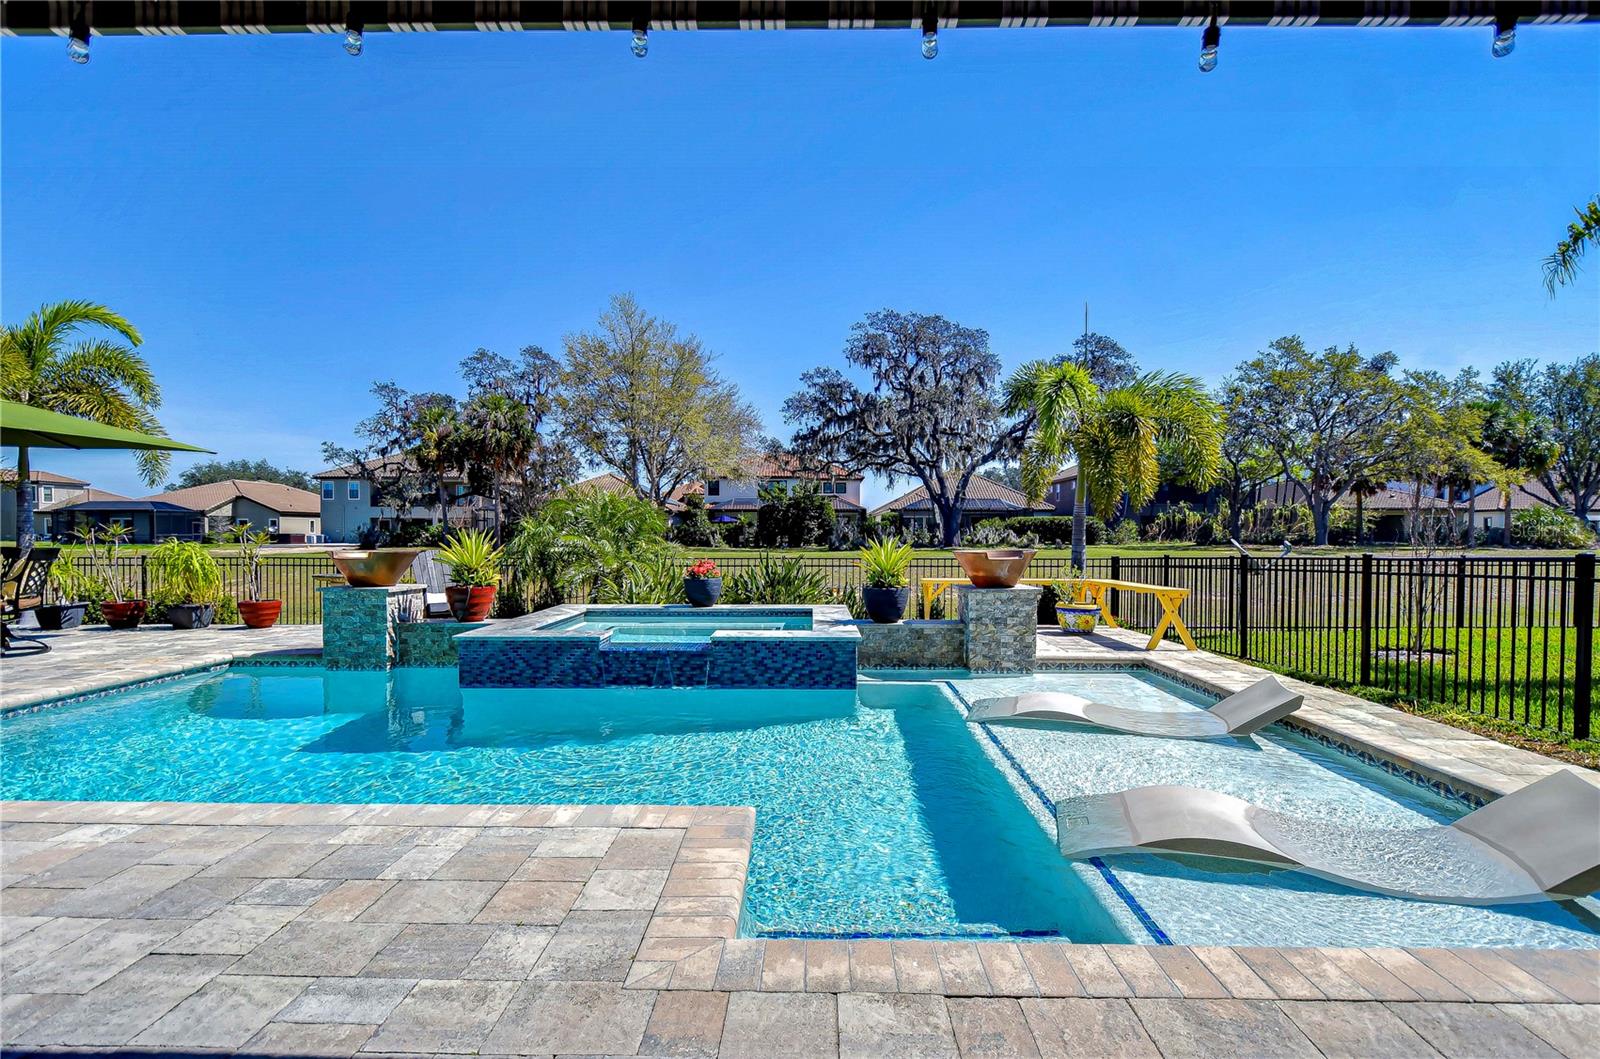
[
  {"x1": 547, "y1": 612, "x2": 812, "y2": 642},
  {"x1": 4, "y1": 665, "x2": 1596, "y2": 948},
  {"x1": 940, "y1": 670, "x2": 1600, "y2": 949},
  {"x1": 0, "y1": 665, "x2": 1120, "y2": 940}
]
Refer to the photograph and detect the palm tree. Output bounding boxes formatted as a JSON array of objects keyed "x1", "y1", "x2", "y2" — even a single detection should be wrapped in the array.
[
  {"x1": 1, "y1": 300, "x2": 162, "y2": 547},
  {"x1": 1544, "y1": 197, "x2": 1600, "y2": 295},
  {"x1": 463, "y1": 393, "x2": 535, "y2": 538},
  {"x1": 410, "y1": 400, "x2": 462, "y2": 525},
  {"x1": 1004, "y1": 362, "x2": 1223, "y2": 570}
]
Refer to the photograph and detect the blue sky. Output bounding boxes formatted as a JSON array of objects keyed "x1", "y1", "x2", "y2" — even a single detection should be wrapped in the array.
[{"x1": 4, "y1": 24, "x2": 1597, "y2": 506}]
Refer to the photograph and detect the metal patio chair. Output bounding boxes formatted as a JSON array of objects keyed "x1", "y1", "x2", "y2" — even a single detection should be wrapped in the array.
[{"x1": 1, "y1": 546, "x2": 61, "y2": 656}]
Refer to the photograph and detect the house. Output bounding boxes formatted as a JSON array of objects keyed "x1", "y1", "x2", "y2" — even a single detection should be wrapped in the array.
[
  {"x1": 145, "y1": 480, "x2": 324, "y2": 541},
  {"x1": 1, "y1": 469, "x2": 92, "y2": 540},
  {"x1": 315, "y1": 456, "x2": 495, "y2": 543},
  {"x1": 1451, "y1": 480, "x2": 1599, "y2": 541},
  {"x1": 1047, "y1": 465, "x2": 1220, "y2": 522},
  {"x1": 1254, "y1": 481, "x2": 1454, "y2": 544},
  {"x1": 698, "y1": 455, "x2": 866, "y2": 529},
  {"x1": 870, "y1": 474, "x2": 1053, "y2": 536},
  {"x1": 49, "y1": 499, "x2": 206, "y2": 543}
]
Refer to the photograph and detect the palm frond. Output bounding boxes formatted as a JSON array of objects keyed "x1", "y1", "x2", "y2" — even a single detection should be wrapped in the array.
[{"x1": 1543, "y1": 197, "x2": 1600, "y2": 295}]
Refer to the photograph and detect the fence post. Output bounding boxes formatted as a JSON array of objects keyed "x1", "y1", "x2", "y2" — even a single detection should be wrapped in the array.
[
  {"x1": 1454, "y1": 556, "x2": 1467, "y2": 630},
  {"x1": 1236, "y1": 552, "x2": 1250, "y2": 660},
  {"x1": 1359, "y1": 552, "x2": 1374, "y2": 687},
  {"x1": 1108, "y1": 555, "x2": 1121, "y2": 621},
  {"x1": 1574, "y1": 552, "x2": 1595, "y2": 741}
]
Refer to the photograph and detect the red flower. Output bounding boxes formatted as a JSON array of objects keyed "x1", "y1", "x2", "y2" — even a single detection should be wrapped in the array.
[{"x1": 686, "y1": 559, "x2": 720, "y2": 579}]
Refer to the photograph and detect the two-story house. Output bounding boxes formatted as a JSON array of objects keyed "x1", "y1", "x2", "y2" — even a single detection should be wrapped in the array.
[
  {"x1": 1, "y1": 469, "x2": 96, "y2": 540},
  {"x1": 315, "y1": 456, "x2": 496, "y2": 543},
  {"x1": 699, "y1": 456, "x2": 866, "y2": 531}
]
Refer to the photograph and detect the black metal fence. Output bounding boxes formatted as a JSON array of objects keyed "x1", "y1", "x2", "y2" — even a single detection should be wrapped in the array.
[{"x1": 60, "y1": 550, "x2": 1596, "y2": 740}]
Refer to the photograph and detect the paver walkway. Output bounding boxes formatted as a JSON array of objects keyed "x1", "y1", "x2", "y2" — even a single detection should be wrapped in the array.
[{"x1": 1, "y1": 800, "x2": 1595, "y2": 1058}]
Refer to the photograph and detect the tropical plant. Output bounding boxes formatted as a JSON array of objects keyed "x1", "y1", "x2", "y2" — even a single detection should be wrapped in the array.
[
  {"x1": 597, "y1": 554, "x2": 686, "y2": 604},
  {"x1": 1544, "y1": 196, "x2": 1600, "y2": 295},
  {"x1": 223, "y1": 525, "x2": 275, "y2": 602},
  {"x1": 723, "y1": 554, "x2": 832, "y2": 604},
  {"x1": 147, "y1": 538, "x2": 225, "y2": 608},
  {"x1": 755, "y1": 480, "x2": 835, "y2": 547},
  {"x1": 75, "y1": 525, "x2": 135, "y2": 602},
  {"x1": 462, "y1": 392, "x2": 536, "y2": 536},
  {"x1": 670, "y1": 493, "x2": 719, "y2": 547},
  {"x1": 685, "y1": 558, "x2": 721, "y2": 580},
  {"x1": 1050, "y1": 571, "x2": 1090, "y2": 606},
  {"x1": 1511, "y1": 506, "x2": 1596, "y2": 549},
  {"x1": 503, "y1": 489, "x2": 674, "y2": 608},
  {"x1": 857, "y1": 538, "x2": 913, "y2": 589},
  {"x1": 436, "y1": 529, "x2": 505, "y2": 587},
  {"x1": 1, "y1": 300, "x2": 162, "y2": 547},
  {"x1": 1004, "y1": 361, "x2": 1223, "y2": 568},
  {"x1": 48, "y1": 561, "x2": 105, "y2": 605}
]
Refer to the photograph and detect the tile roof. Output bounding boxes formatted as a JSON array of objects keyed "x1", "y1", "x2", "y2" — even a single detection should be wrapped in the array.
[
  {"x1": 869, "y1": 474, "x2": 1052, "y2": 517},
  {"x1": 40, "y1": 487, "x2": 129, "y2": 511},
  {"x1": 145, "y1": 479, "x2": 322, "y2": 516},
  {"x1": 0, "y1": 469, "x2": 89, "y2": 486}
]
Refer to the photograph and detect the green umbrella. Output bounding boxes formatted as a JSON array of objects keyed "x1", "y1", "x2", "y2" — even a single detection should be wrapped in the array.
[{"x1": 0, "y1": 400, "x2": 211, "y2": 453}]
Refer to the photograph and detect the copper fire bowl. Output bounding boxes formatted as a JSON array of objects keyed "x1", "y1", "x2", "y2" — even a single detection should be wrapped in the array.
[
  {"x1": 330, "y1": 548, "x2": 425, "y2": 588},
  {"x1": 953, "y1": 548, "x2": 1038, "y2": 589}
]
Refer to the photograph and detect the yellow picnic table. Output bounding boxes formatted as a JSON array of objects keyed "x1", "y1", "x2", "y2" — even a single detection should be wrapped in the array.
[{"x1": 919, "y1": 576, "x2": 1197, "y2": 651}]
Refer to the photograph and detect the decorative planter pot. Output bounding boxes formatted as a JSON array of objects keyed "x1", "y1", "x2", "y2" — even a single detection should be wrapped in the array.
[
  {"x1": 446, "y1": 585, "x2": 497, "y2": 622},
  {"x1": 166, "y1": 603, "x2": 216, "y2": 630},
  {"x1": 952, "y1": 548, "x2": 1038, "y2": 588},
  {"x1": 35, "y1": 603, "x2": 88, "y2": 631},
  {"x1": 684, "y1": 577, "x2": 723, "y2": 608},
  {"x1": 1055, "y1": 602, "x2": 1100, "y2": 635},
  {"x1": 331, "y1": 548, "x2": 425, "y2": 587},
  {"x1": 862, "y1": 586, "x2": 910, "y2": 624},
  {"x1": 237, "y1": 599, "x2": 284, "y2": 629},
  {"x1": 102, "y1": 600, "x2": 148, "y2": 630}
]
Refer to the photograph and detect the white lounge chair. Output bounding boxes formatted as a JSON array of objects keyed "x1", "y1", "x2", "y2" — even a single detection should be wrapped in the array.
[
  {"x1": 410, "y1": 550, "x2": 453, "y2": 619},
  {"x1": 1055, "y1": 769, "x2": 1600, "y2": 904},
  {"x1": 967, "y1": 675, "x2": 1304, "y2": 738}
]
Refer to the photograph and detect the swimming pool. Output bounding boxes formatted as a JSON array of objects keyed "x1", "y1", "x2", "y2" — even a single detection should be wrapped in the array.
[
  {"x1": 543, "y1": 612, "x2": 811, "y2": 642},
  {"x1": 3, "y1": 664, "x2": 1596, "y2": 947}
]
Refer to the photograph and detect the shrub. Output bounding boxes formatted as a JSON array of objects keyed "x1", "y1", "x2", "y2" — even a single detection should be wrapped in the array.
[
  {"x1": 1106, "y1": 519, "x2": 1141, "y2": 545},
  {"x1": 723, "y1": 554, "x2": 832, "y2": 604},
  {"x1": 670, "y1": 493, "x2": 718, "y2": 547},
  {"x1": 597, "y1": 554, "x2": 685, "y2": 604},
  {"x1": 975, "y1": 515, "x2": 1104, "y2": 547},
  {"x1": 1511, "y1": 506, "x2": 1597, "y2": 549},
  {"x1": 436, "y1": 529, "x2": 505, "y2": 587},
  {"x1": 147, "y1": 539, "x2": 225, "y2": 609},
  {"x1": 504, "y1": 491, "x2": 674, "y2": 608},
  {"x1": 718, "y1": 515, "x2": 757, "y2": 547},
  {"x1": 755, "y1": 483, "x2": 835, "y2": 548}
]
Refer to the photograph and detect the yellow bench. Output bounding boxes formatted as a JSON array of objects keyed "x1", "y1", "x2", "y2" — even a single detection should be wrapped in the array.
[{"x1": 919, "y1": 576, "x2": 1197, "y2": 651}]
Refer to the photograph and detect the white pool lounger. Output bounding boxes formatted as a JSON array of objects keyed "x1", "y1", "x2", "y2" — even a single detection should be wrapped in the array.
[
  {"x1": 1056, "y1": 769, "x2": 1600, "y2": 904},
  {"x1": 967, "y1": 675, "x2": 1304, "y2": 738}
]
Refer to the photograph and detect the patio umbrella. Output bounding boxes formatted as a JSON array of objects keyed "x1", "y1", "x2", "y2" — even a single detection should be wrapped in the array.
[{"x1": 0, "y1": 400, "x2": 211, "y2": 453}]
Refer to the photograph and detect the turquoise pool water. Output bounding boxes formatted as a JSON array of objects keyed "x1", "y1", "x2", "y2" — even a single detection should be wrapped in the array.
[
  {"x1": 546, "y1": 612, "x2": 812, "y2": 642},
  {"x1": 0, "y1": 665, "x2": 1119, "y2": 940},
  {"x1": 4, "y1": 664, "x2": 1596, "y2": 947}
]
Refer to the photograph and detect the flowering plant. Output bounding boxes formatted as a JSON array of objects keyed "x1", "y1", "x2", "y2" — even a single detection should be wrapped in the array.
[{"x1": 685, "y1": 559, "x2": 721, "y2": 580}]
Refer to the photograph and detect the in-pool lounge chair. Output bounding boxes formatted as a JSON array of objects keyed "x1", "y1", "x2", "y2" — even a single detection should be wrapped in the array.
[
  {"x1": 1055, "y1": 769, "x2": 1600, "y2": 904},
  {"x1": 967, "y1": 674, "x2": 1304, "y2": 739}
]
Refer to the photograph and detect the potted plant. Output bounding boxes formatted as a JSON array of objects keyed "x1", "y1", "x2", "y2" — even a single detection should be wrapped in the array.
[
  {"x1": 228, "y1": 525, "x2": 283, "y2": 629},
  {"x1": 148, "y1": 538, "x2": 225, "y2": 629},
  {"x1": 858, "y1": 538, "x2": 913, "y2": 624},
  {"x1": 683, "y1": 559, "x2": 723, "y2": 607},
  {"x1": 78, "y1": 526, "x2": 147, "y2": 629},
  {"x1": 1052, "y1": 573, "x2": 1100, "y2": 635},
  {"x1": 36, "y1": 562, "x2": 92, "y2": 630},
  {"x1": 437, "y1": 529, "x2": 503, "y2": 622}
]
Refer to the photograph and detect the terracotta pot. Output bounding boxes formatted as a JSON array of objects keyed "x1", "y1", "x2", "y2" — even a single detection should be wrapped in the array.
[
  {"x1": 684, "y1": 577, "x2": 723, "y2": 607},
  {"x1": 238, "y1": 599, "x2": 284, "y2": 629},
  {"x1": 952, "y1": 548, "x2": 1038, "y2": 588},
  {"x1": 330, "y1": 548, "x2": 425, "y2": 588},
  {"x1": 446, "y1": 585, "x2": 496, "y2": 622},
  {"x1": 102, "y1": 599, "x2": 148, "y2": 630}
]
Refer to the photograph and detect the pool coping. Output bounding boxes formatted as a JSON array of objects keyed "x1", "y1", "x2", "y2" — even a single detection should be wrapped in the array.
[
  {"x1": 453, "y1": 603, "x2": 861, "y2": 643},
  {"x1": 1, "y1": 797, "x2": 1594, "y2": 1007}
]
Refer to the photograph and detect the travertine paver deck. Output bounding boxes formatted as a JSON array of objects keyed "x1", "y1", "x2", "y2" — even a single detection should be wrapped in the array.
[{"x1": 0, "y1": 800, "x2": 1595, "y2": 1058}]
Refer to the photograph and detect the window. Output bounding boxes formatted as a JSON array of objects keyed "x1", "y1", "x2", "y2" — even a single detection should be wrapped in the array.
[
  {"x1": 234, "y1": 517, "x2": 249, "y2": 526},
  {"x1": 268, "y1": 518, "x2": 279, "y2": 533},
  {"x1": 347, "y1": 480, "x2": 361, "y2": 500},
  {"x1": 707, "y1": 480, "x2": 720, "y2": 497},
  {"x1": 40, "y1": 485, "x2": 54, "y2": 504},
  {"x1": 322, "y1": 481, "x2": 335, "y2": 500}
]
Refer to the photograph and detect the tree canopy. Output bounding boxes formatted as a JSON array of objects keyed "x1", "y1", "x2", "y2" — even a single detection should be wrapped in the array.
[
  {"x1": 561, "y1": 294, "x2": 764, "y2": 507},
  {"x1": 168, "y1": 459, "x2": 315, "y2": 493},
  {"x1": 1491, "y1": 355, "x2": 1600, "y2": 527},
  {"x1": 784, "y1": 309, "x2": 1027, "y2": 546}
]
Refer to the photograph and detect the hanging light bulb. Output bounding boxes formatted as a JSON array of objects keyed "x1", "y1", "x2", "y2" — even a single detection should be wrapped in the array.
[
  {"x1": 1199, "y1": 16, "x2": 1220, "y2": 73},
  {"x1": 921, "y1": 16, "x2": 938, "y2": 59},
  {"x1": 631, "y1": 19, "x2": 649, "y2": 58},
  {"x1": 66, "y1": 33, "x2": 90, "y2": 63},
  {"x1": 343, "y1": 24, "x2": 364, "y2": 55},
  {"x1": 1492, "y1": 13, "x2": 1516, "y2": 58}
]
